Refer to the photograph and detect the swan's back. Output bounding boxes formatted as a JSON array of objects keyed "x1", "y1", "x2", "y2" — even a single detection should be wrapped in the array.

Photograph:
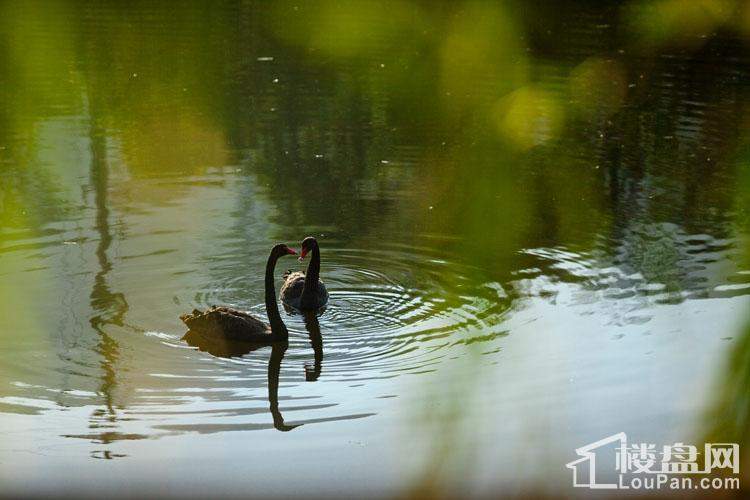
[
  {"x1": 280, "y1": 271, "x2": 306, "y2": 306},
  {"x1": 180, "y1": 306, "x2": 269, "y2": 341},
  {"x1": 279, "y1": 271, "x2": 328, "y2": 310}
]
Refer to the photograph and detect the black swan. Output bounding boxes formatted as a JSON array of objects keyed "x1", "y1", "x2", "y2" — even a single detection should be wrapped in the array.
[
  {"x1": 180, "y1": 244, "x2": 297, "y2": 342},
  {"x1": 280, "y1": 236, "x2": 329, "y2": 310}
]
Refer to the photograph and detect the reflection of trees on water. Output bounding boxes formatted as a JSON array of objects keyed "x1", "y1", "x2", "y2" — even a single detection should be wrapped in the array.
[
  {"x1": 15, "y1": 1, "x2": 736, "y2": 270},
  {"x1": 220, "y1": 2, "x2": 750, "y2": 305},
  {"x1": 84, "y1": 77, "x2": 130, "y2": 459},
  {"x1": 587, "y1": 49, "x2": 747, "y2": 297},
  {"x1": 227, "y1": 63, "x2": 398, "y2": 238},
  {"x1": 2, "y1": 1, "x2": 748, "y2": 254}
]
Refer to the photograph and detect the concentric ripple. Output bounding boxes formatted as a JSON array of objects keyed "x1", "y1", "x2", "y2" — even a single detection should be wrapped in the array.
[{"x1": 183, "y1": 244, "x2": 511, "y2": 379}]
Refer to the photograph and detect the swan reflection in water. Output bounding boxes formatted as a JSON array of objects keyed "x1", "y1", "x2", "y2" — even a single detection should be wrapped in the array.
[
  {"x1": 302, "y1": 311, "x2": 323, "y2": 382},
  {"x1": 182, "y1": 311, "x2": 323, "y2": 431}
]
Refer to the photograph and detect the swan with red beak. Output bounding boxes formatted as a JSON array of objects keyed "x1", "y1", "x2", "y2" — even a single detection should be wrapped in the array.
[{"x1": 280, "y1": 236, "x2": 329, "y2": 311}]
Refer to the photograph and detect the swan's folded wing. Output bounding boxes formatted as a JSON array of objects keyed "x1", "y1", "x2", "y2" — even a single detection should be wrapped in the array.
[
  {"x1": 316, "y1": 281, "x2": 329, "y2": 305},
  {"x1": 181, "y1": 306, "x2": 269, "y2": 341},
  {"x1": 280, "y1": 272, "x2": 306, "y2": 301}
]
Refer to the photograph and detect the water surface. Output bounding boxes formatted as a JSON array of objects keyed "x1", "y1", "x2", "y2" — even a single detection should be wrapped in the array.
[{"x1": 1, "y1": 1, "x2": 750, "y2": 497}]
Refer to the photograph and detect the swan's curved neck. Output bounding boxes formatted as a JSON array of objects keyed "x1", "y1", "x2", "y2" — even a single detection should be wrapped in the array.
[
  {"x1": 301, "y1": 242, "x2": 320, "y2": 303},
  {"x1": 265, "y1": 252, "x2": 287, "y2": 338}
]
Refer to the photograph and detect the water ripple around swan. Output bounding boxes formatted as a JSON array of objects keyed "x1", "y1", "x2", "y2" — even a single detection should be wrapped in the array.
[{"x1": 186, "y1": 246, "x2": 511, "y2": 379}]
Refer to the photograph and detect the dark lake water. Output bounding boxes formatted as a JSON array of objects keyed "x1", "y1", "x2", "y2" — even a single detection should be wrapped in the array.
[{"x1": 1, "y1": 1, "x2": 750, "y2": 497}]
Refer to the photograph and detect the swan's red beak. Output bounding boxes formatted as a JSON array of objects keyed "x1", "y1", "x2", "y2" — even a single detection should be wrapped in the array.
[
  {"x1": 286, "y1": 248, "x2": 297, "y2": 255},
  {"x1": 298, "y1": 248, "x2": 309, "y2": 261}
]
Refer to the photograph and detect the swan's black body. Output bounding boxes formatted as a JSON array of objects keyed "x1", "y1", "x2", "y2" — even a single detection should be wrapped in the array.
[
  {"x1": 180, "y1": 244, "x2": 295, "y2": 342},
  {"x1": 280, "y1": 236, "x2": 329, "y2": 311}
]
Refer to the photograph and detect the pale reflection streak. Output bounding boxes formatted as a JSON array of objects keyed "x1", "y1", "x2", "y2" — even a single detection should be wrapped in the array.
[{"x1": 81, "y1": 80, "x2": 132, "y2": 458}]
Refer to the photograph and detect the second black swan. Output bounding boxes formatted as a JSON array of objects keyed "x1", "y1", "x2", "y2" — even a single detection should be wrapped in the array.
[{"x1": 280, "y1": 236, "x2": 329, "y2": 311}]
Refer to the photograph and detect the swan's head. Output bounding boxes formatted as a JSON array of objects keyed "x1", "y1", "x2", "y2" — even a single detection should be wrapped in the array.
[
  {"x1": 298, "y1": 236, "x2": 317, "y2": 261},
  {"x1": 272, "y1": 244, "x2": 297, "y2": 258}
]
